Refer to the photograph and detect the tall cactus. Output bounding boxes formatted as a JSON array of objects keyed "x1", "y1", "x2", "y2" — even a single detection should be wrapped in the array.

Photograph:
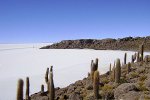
[
  {"x1": 127, "y1": 62, "x2": 131, "y2": 74},
  {"x1": 91, "y1": 59, "x2": 99, "y2": 81},
  {"x1": 17, "y1": 79, "x2": 24, "y2": 100},
  {"x1": 45, "y1": 67, "x2": 49, "y2": 91},
  {"x1": 124, "y1": 53, "x2": 127, "y2": 64},
  {"x1": 139, "y1": 44, "x2": 144, "y2": 61},
  {"x1": 115, "y1": 59, "x2": 121, "y2": 83},
  {"x1": 26, "y1": 77, "x2": 30, "y2": 100},
  {"x1": 93, "y1": 70, "x2": 100, "y2": 99},
  {"x1": 49, "y1": 66, "x2": 55, "y2": 100}
]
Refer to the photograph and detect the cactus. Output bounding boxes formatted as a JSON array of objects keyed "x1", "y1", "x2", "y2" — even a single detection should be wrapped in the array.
[
  {"x1": 45, "y1": 67, "x2": 49, "y2": 91},
  {"x1": 115, "y1": 59, "x2": 121, "y2": 83},
  {"x1": 49, "y1": 66, "x2": 55, "y2": 100},
  {"x1": 41, "y1": 84, "x2": 44, "y2": 93},
  {"x1": 124, "y1": 53, "x2": 127, "y2": 64},
  {"x1": 17, "y1": 79, "x2": 24, "y2": 100},
  {"x1": 111, "y1": 65, "x2": 115, "y2": 81},
  {"x1": 127, "y1": 62, "x2": 131, "y2": 74},
  {"x1": 137, "y1": 52, "x2": 140, "y2": 62},
  {"x1": 93, "y1": 70, "x2": 100, "y2": 99},
  {"x1": 91, "y1": 59, "x2": 99, "y2": 81},
  {"x1": 109, "y1": 63, "x2": 111, "y2": 73},
  {"x1": 95, "y1": 58, "x2": 99, "y2": 69},
  {"x1": 131, "y1": 55, "x2": 134, "y2": 63},
  {"x1": 144, "y1": 55, "x2": 148, "y2": 63},
  {"x1": 139, "y1": 44, "x2": 144, "y2": 61},
  {"x1": 25, "y1": 77, "x2": 30, "y2": 100}
]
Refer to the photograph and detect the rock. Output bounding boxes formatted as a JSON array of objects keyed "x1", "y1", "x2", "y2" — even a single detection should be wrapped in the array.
[
  {"x1": 145, "y1": 78, "x2": 150, "y2": 90},
  {"x1": 68, "y1": 93, "x2": 82, "y2": 100},
  {"x1": 114, "y1": 83, "x2": 138, "y2": 99},
  {"x1": 85, "y1": 79, "x2": 93, "y2": 90},
  {"x1": 118, "y1": 91, "x2": 140, "y2": 100},
  {"x1": 67, "y1": 85, "x2": 76, "y2": 94}
]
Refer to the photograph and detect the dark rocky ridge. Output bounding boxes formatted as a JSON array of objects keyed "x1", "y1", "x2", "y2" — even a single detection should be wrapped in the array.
[{"x1": 40, "y1": 36, "x2": 150, "y2": 51}]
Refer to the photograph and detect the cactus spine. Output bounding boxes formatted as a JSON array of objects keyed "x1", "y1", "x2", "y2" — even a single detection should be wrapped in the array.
[
  {"x1": 45, "y1": 67, "x2": 49, "y2": 91},
  {"x1": 127, "y1": 62, "x2": 131, "y2": 74},
  {"x1": 49, "y1": 66, "x2": 55, "y2": 100},
  {"x1": 93, "y1": 71, "x2": 100, "y2": 99},
  {"x1": 115, "y1": 59, "x2": 121, "y2": 83},
  {"x1": 124, "y1": 53, "x2": 127, "y2": 64},
  {"x1": 26, "y1": 77, "x2": 30, "y2": 100},
  {"x1": 17, "y1": 79, "x2": 24, "y2": 100}
]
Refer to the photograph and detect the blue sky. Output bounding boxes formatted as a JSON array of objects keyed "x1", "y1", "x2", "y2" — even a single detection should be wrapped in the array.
[{"x1": 0, "y1": 0, "x2": 150, "y2": 43}]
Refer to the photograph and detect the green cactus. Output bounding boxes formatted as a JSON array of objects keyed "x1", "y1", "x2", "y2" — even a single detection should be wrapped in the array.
[
  {"x1": 93, "y1": 70, "x2": 100, "y2": 99},
  {"x1": 41, "y1": 84, "x2": 44, "y2": 93},
  {"x1": 17, "y1": 79, "x2": 24, "y2": 100},
  {"x1": 127, "y1": 62, "x2": 131, "y2": 74},
  {"x1": 115, "y1": 59, "x2": 121, "y2": 83},
  {"x1": 45, "y1": 67, "x2": 49, "y2": 91},
  {"x1": 49, "y1": 66, "x2": 55, "y2": 100},
  {"x1": 124, "y1": 53, "x2": 127, "y2": 64},
  {"x1": 25, "y1": 77, "x2": 30, "y2": 100}
]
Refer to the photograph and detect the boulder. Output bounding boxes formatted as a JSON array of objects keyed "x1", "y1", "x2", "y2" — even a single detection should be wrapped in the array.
[{"x1": 114, "y1": 83, "x2": 138, "y2": 99}]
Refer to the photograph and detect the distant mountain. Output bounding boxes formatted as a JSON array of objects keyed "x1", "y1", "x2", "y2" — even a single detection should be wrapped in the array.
[{"x1": 40, "y1": 36, "x2": 150, "y2": 51}]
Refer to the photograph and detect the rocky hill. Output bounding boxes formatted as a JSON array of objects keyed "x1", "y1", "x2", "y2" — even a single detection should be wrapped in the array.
[
  {"x1": 26, "y1": 43, "x2": 150, "y2": 100},
  {"x1": 40, "y1": 36, "x2": 150, "y2": 51}
]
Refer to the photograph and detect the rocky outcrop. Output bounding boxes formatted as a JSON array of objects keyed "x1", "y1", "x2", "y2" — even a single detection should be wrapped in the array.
[{"x1": 40, "y1": 36, "x2": 150, "y2": 51}]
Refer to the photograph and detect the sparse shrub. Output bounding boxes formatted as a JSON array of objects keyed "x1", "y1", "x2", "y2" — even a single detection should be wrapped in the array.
[
  {"x1": 130, "y1": 72, "x2": 139, "y2": 78},
  {"x1": 137, "y1": 81, "x2": 148, "y2": 91},
  {"x1": 101, "y1": 84, "x2": 114, "y2": 99},
  {"x1": 101, "y1": 77, "x2": 109, "y2": 84},
  {"x1": 139, "y1": 75, "x2": 147, "y2": 82}
]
